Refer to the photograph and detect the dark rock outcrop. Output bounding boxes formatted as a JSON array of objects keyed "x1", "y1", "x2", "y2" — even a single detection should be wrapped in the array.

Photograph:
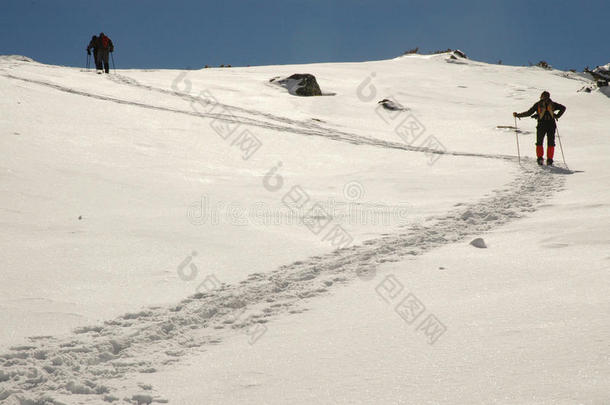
[
  {"x1": 378, "y1": 98, "x2": 409, "y2": 111},
  {"x1": 453, "y1": 49, "x2": 467, "y2": 58},
  {"x1": 271, "y1": 74, "x2": 322, "y2": 96}
]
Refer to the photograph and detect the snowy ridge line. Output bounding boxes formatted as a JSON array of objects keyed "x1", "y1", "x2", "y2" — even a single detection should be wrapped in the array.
[
  {"x1": 0, "y1": 164, "x2": 566, "y2": 404},
  {"x1": 3, "y1": 73, "x2": 518, "y2": 163}
]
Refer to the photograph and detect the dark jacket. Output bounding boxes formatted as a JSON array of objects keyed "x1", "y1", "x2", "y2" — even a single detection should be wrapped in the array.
[
  {"x1": 96, "y1": 34, "x2": 114, "y2": 53},
  {"x1": 516, "y1": 100, "x2": 566, "y2": 122},
  {"x1": 87, "y1": 36, "x2": 98, "y2": 54}
]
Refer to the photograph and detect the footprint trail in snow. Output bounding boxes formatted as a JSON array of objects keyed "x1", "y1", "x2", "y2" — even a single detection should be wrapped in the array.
[{"x1": 0, "y1": 161, "x2": 567, "y2": 403}]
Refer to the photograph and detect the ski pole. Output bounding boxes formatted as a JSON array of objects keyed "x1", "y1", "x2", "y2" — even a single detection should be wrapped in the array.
[
  {"x1": 86, "y1": 53, "x2": 90, "y2": 70},
  {"x1": 514, "y1": 116, "x2": 521, "y2": 164},
  {"x1": 556, "y1": 124, "x2": 568, "y2": 168},
  {"x1": 111, "y1": 52, "x2": 116, "y2": 73}
]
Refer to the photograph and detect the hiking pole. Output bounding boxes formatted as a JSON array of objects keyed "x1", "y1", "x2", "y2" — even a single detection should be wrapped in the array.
[
  {"x1": 556, "y1": 124, "x2": 568, "y2": 168},
  {"x1": 514, "y1": 116, "x2": 521, "y2": 164}
]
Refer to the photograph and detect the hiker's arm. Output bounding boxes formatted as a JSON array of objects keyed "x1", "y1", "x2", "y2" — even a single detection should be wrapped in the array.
[
  {"x1": 554, "y1": 103, "x2": 566, "y2": 119},
  {"x1": 514, "y1": 103, "x2": 537, "y2": 118}
]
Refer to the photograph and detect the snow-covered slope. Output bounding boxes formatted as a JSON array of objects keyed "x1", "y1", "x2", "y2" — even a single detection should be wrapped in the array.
[{"x1": 1, "y1": 52, "x2": 609, "y2": 404}]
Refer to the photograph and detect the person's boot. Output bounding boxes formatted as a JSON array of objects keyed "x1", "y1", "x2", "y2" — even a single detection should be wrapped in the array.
[
  {"x1": 536, "y1": 145, "x2": 544, "y2": 165},
  {"x1": 547, "y1": 146, "x2": 555, "y2": 166}
]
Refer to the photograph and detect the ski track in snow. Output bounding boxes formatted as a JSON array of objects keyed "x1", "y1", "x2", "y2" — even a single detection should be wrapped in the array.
[
  {"x1": 3, "y1": 71, "x2": 518, "y2": 163},
  {"x1": 0, "y1": 67, "x2": 572, "y2": 404}
]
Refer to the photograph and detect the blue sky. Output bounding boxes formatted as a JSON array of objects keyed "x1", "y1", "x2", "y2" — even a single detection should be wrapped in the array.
[{"x1": 1, "y1": 0, "x2": 608, "y2": 70}]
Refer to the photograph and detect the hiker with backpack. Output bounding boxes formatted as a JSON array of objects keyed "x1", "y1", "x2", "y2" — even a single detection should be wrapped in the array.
[
  {"x1": 86, "y1": 35, "x2": 99, "y2": 70},
  {"x1": 513, "y1": 91, "x2": 566, "y2": 166},
  {"x1": 96, "y1": 32, "x2": 114, "y2": 74}
]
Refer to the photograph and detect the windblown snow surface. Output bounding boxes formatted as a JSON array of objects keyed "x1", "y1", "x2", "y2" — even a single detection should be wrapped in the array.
[{"x1": 1, "y1": 53, "x2": 609, "y2": 404}]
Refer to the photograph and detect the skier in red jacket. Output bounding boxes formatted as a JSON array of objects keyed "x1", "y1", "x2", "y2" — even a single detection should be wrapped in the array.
[{"x1": 96, "y1": 32, "x2": 114, "y2": 74}]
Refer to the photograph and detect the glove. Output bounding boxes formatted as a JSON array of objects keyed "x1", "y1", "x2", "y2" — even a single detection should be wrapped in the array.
[
  {"x1": 512, "y1": 112, "x2": 518, "y2": 117},
  {"x1": 87, "y1": 49, "x2": 91, "y2": 55},
  {"x1": 554, "y1": 114, "x2": 560, "y2": 120}
]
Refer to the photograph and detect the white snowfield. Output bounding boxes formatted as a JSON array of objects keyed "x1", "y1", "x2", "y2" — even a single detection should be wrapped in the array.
[{"x1": 0, "y1": 52, "x2": 609, "y2": 404}]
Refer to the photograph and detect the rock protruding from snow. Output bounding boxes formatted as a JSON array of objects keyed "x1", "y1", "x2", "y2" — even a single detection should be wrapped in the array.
[
  {"x1": 447, "y1": 50, "x2": 469, "y2": 64},
  {"x1": 470, "y1": 238, "x2": 487, "y2": 248},
  {"x1": 585, "y1": 64, "x2": 609, "y2": 92},
  {"x1": 378, "y1": 98, "x2": 409, "y2": 111},
  {"x1": 591, "y1": 63, "x2": 610, "y2": 80},
  {"x1": 581, "y1": 64, "x2": 610, "y2": 97},
  {"x1": 453, "y1": 49, "x2": 467, "y2": 59},
  {"x1": 270, "y1": 74, "x2": 322, "y2": 96}
]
